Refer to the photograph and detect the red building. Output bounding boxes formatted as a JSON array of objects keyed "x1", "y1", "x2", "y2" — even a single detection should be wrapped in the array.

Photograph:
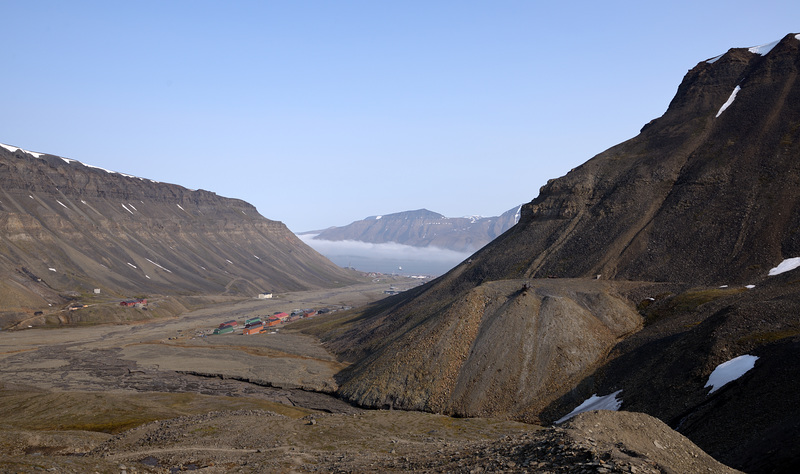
[
  {"x1": 120, "y1": 298, "x2": 147, "y2": 307},
  {"x1": 266, "y1": 316, "x2": 281, "y2": 327}
]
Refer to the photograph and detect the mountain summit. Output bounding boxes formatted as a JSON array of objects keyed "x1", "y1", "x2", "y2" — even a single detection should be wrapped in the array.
[{"x1": 308, "y1": 206, "x2": 521, "y2": 252}]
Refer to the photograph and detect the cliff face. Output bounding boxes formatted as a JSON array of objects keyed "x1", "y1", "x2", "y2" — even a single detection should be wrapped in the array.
[
  {"x1": 0, "y1": 144, "x2": 359, "y2": 321},
  {"x1": 310, "y1": 207, "x2": 521, "y2": 253},
  {"x1": 301, "y1": 34, "x2": 800, "y2": 472}
]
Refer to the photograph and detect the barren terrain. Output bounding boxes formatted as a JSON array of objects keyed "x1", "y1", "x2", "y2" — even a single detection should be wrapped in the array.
[{"x1": 0, "y1": 278, "x2": 739, "y2": 473}]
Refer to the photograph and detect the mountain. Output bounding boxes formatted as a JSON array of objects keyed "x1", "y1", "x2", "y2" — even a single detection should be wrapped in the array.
[
  {"x1": 307, "y1": 206, "x2": 522, "y2": 252},
  {"x1": 299, "y1": 33, "x2": 800, "y2": 472},
  {"x1": 0, "y1": 143, "x2": 361, "y2": 327}
]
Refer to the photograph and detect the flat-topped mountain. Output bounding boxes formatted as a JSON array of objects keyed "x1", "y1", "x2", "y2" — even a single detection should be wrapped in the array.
[
  {"x1": 307, "y1": 206, "x2": 521, "y2": 252},
  {"x1": 298, "y1": 33, "x2": 800, "y2": 472},
  {"x1": 0, "y1": 143, "x2": 360, "y2": 327}
]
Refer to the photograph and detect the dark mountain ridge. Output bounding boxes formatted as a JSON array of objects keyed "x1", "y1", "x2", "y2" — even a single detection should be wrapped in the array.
[
  {"x1": 0, "y1": 143, "x2": 360, "y2": 327},
  {"x1": 469, "y1": 33, "x2": 800, "y2": 286},
  {"x1": 298, "y1": 33, "x2": 800, "y2": 472},
  {"x1": 307, "y1": 206, "x2": 521, "y2": 252}
]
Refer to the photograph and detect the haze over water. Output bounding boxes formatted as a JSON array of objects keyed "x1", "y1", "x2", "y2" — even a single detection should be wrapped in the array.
[{"x1": 299, "y1": 235, "x2": 472, "y2": 276}]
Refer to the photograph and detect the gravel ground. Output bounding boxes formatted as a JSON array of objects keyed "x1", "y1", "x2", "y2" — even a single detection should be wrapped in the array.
[
  {"x1": 0, "y1": 279, "x2": 741, "y2": 473},
  {"x1": 0, "y1": 409, "x2": 739, "y2": 473}
]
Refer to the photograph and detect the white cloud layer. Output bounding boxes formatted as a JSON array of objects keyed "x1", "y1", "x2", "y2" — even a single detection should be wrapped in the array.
[{"x1": 299, "y1": 235, "x2": 471, "y2": 275}]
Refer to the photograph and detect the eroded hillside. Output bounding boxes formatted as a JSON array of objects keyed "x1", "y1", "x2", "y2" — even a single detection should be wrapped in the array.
[
  {"x1": 331, "y1": 279, "x2": 646, "y2": 421},
  {"x1": 0, "y1": 144, "x2": 361, "y2": 327}
]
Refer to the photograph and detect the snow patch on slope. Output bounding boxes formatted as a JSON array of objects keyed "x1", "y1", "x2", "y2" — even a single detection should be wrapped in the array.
[
  {"x1": 145, "y1": 258, "x2": 172, "y2": 273},
  {"x1": 768, "y1": 257, "x2": 800, "y2": 276},
  {"x1": 555, "y1": 390, "x2": 623, "y2": 424},
  {"x1": 0, "y1": 142, "x2": 43, "y2": 158},
  {"x1": 83, "y1": 162, "x2": 136, "y2": 178},
  {"x1": 707, "y1": 34, "x2": 799, "y2": 64},
  {"x1": 716, "y1": 85, "x2": 741, "y2": 117},
  {"x1": 2, "y1": 142, "x2": 154, "y2": 182},
  {"x1": 705, "y1": 355, "x2": 758, "y2": 394},
  {"x1": 749, "y1": 40, "x2": 780, "y2": 56}
]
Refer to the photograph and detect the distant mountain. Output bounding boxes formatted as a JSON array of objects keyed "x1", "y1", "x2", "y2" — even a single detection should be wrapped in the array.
[
  {"x1": 0, "y1": 143, "x2": 360, "y2": 327},
  {"x1": 306, "y1": 206, "x2": 521, "y2": 252},
  {"x1": 301, "y1": 33, "x2": 800, "y2": 472}
]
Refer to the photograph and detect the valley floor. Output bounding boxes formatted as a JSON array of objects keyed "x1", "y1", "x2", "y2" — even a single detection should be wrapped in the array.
[{"x1": 0, "y1": 279, "x2": 739, "y2": 473}]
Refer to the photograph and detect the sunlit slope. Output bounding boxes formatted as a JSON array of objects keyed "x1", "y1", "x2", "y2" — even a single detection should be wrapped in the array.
[{"x1": 0, "y1": 143, "x2": 360, "y2": 322}]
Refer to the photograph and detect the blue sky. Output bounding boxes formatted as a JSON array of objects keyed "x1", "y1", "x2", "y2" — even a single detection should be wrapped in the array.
[{"x1": 3, "y1": 1, "x2": 799, "y2": 232}]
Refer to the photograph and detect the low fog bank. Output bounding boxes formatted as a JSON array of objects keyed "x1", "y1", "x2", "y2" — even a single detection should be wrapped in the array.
[{"x1": 299, "y1": 234, "x2": 472, "y2": 276}]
